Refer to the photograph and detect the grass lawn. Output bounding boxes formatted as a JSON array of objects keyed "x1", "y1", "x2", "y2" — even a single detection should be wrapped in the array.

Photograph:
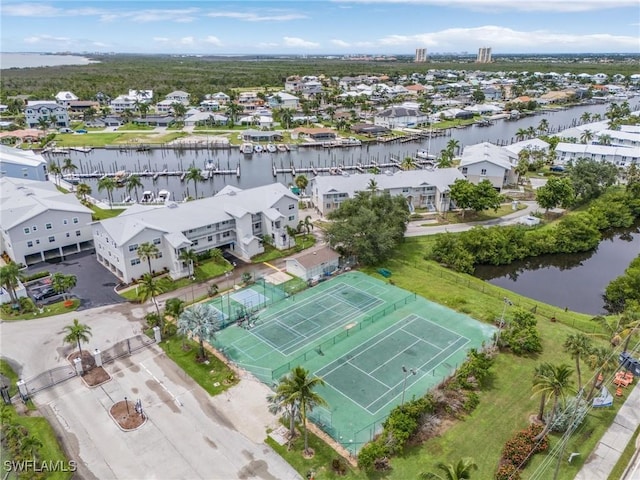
[
  {"x1": 194, "y1": 258, "x2": 233, "y2": 280},
  {"x1": 0, "y1": 359, "x2": 19, "y2": 397},
  {"x1": 418, "y1": 203, "x2": 528, "y2": 226},
  {"x1": 90, "y1": 205, "x2": 125, "y2": 220},
  {"x1": 351, "y1": 237, "x2": 616, "y2": 479},
  {"x1": 54, "y1": 133, "x2": 122, "y2": 147},
  {"x1": 608, "y1": 424, "x2": 640, "y2": 480},
  {"x1": 117, "y1": 123, "x2": 155, "y2": 131},
  {"x1": 0, "y1": 299, "x2": 80, "y2": 321},
  {"x1": 251, "y1": 236, "x2": 316, "y2": 263},
  {"x1": 157, "y1": 336, "x2": 237, "y2": 396}
]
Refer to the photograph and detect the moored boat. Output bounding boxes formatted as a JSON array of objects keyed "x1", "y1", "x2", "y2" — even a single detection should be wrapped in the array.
[
  {"x1": 241, "y1": 143, "x2": 254, "y2": 154},
  {"x1": 267, "y1": 143, "x2": 277, "y2": 153}
]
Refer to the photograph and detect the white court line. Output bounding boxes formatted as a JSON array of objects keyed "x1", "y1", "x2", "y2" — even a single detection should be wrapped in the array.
[
  {"x1": 342, "y1": 360, "x2": 391, "y2": 390},
  {"x1": 401, "y1": 326, "x2": 446, "y2": 351},
  {"x1": 368, "y1": 338, "x2": 423, "y2": 377},
  {"x1": 140, "y1": 362, "x2": 183, "y2": 408}
]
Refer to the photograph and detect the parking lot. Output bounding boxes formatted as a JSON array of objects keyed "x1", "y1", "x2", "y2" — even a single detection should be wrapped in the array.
[{"x1": 25, "y1": 251, "x2": 126, "y2": 309}]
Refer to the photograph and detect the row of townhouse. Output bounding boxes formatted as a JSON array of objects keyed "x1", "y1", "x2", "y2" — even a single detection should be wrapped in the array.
[
  {"x1": 310, "y1": 168, "x2": 466, "y2": 216},
  {"x1": 92, "y1": 183, "x2": 300, "y2": 283},
  {"x1": 0, "y1": 177, "x2": 94, "y2": 266},
  {"x1": 0, "y1": 145, "x2": 49, "y2": 181},
  {"x1": 555, "y1": 143, "x2": 640, "y2": 168}
]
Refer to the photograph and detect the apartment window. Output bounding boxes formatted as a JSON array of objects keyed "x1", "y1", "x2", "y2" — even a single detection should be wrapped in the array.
[
  {"x1": 45, "y1": 223, "x2": 52, "y2": 230},
  {"x1": 27, "y1": 241, "x2": 33, "y2": 248},
  {"x1": 206, "y1": 225, "x2": 212, "y2": 229},
  {"x1": 24, "y1": 227, "x2": 30, "y2": 235},
  {"x1": 32, "y1": 225, "x2": 37, "y2": 231},
  {"x1": 275, "y1": 221, "x2": 281, "y2": 228},
  {"x1": 288, "y1": 204, "x2": 295, "y2": 210},
  {"x1": 402, "y1": 188, "x2": 409, "y2": 193},
  {"x1": 48, "y1": 236, "x2": 55, "y2": 243},
  {"x1": 36, "y1": 239, "x2": 40, "y2": 245},
  {"x1": 153, "y1": 238, "x2": 161, "y2": 245},
  {"x1": 76, "y1": 230, "x2": 81, "y2": 237},
  {"x1": 66, "y1": 233, "x2": 70, "y2": 238},
  {"x1": 253, "y1": 222, "x2": 261, "y2": 230},
  {"x1": 481, "y1": 168, "x2": 487, "y2": 176},
  {"x1": 461, "y1": 167, "x2": 468, "y2": 174},
  {"x1": 130, "y1": 258, "x2": 141, "y2": 266},
  {"x1": 128, "y1": 243, "x2": 138, "y2": 252},
  {"x1": 157, "y1": 252, "x2": 163, "y2": 258},
  {"x1": 193, "y1": 240, "x2": 199, "y2": 246},
  {"x1": 73, "y1": 217, "x2": 79, "y2": 224},
  {"x1": 288, "y1": 216, "x2": 295, "y2": 221},
  {"x1": 222, "y1": 231, "x2": 230, "y2": 238},
  {"x1": 207, "y1": 235, "x2": 213, "y2": 242},
  {"x1": 63, "y1": 219, "x2": 68, "y2": 225}
]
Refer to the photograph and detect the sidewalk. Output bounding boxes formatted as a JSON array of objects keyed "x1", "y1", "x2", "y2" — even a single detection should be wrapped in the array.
[{"x1": 575, "y1": 382, "x2": 640, "y2": 479}]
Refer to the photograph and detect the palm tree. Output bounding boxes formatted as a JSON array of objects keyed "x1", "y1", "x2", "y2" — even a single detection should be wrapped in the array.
[
  {"x1": 164, "y1": 297, "x2": 185, "y2": 320},
  {"x1": 179, "y1": 248, "x2": 197, "y2": 279},
  {"x1": 526, "y1": 126, "x2": 536, "y2": 139},
  {"x1": 325, "y1": 106, "x2": 336, "y2": 122},
  {"x1": 285, "y1": 225, "x2": 298, "y2": 248},
  {"x1": 279, "y1": 108, "x2": 294, "y2": 129},
  {"x1": 437, "y1": 149, "x2": 454, "y2": 168},
  {"x1": 19, "y1": 435, "x2": 43, "y2": 459},
  {"x1": 138, "y1": 273, "x2": 166, "y2": 321},
  {"x1": 51, "y1": 273, "x2": 77, "y2": 300},
  {"x1": 0, "y1": 261, "x2": 21, "y2": 304},
  {"x1": 138, "y1": 102, "x2": 150, "y2": 118},
  {"x1": 185, "y1": 166, "x2": 205, "y2": 199},
  {"x1": 137, "y1": 242, "x2": 160, "y2": 276},
  {"x1": 302, "y1": 215, "x2": 314, "y2": 239},
  {"x1": 401, "y1": 156, "x2": 417, "y2": 171},
  {"x1": 367, "y1": 178, "x2": 378, "y2": 196},
  {"x1": 61, "y1": 158, "x2": 77, "y2": 175},
  {"x1": 48, "y1": 161, "x2": 61, "y2": 186},
  {"x1": 226, "y1": 102, "x2": 242, "y2": 126},
  {"x1": 295, "y1": 174, "x2": 309, "y2": 194},
  {"x1": 531, "y1": 363, "x2": 574, "y2": 440},
  {"x1": 585, "y1": 346, "x2": 617, "y2": 401},
  {"x1": 209, "y1": 248, "x2": 224, "y2": 264},
  {"x1": 580, "y1": 129, "x2": 594, "y2": 144},
  {"x1": 537, "y1": 119, "x2": 549, "y2": 135},
  {"x1": 76, "y1": 183, "x2": 91, "y2": 202},
  {"x1": 62, "y1": 319, "x2": 93, "y2": 355},
  {"x1": 276, "y1": 366, "x2": 327, "y2": 455},
  {"x1": 125, "y1": 174, "x2": 142, "y2": 203},
  {"x1": 446, "y1": 139, "x2": 460, "y2": 156},
  {"x1": 515, "y1": 128, "x2": 528, "y2": 141},
  {"x1": 177, "y1": 303, "x2": 221, "y2": 360},
  {"x1": 97, "y1": 176, "x2": 117, "y2": 208},
  {"x1": 563, "y1": 333, "x2": 592, "y2": 392},
  {"x1": 532, "y1": 363, "x2": 553, "y2": 422},
  {"x1": 580, "y1": 112, "x2": 591, "y2": 124},
  {"x1": 421, "y1": 457, "x2": 478, "y2": 480},
  {"x1": 37, "y1": 117, "x2": 51, "y2": 133},
  {"x1": 172, "y1": 103, "x2": 187, "y2": 123},
  {"x1": 598, "y1": 133, "x2": 612, "y2": 146}
]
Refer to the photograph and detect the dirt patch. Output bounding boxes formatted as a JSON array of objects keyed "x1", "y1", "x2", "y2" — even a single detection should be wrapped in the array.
[
  {"x1": 302, "y1": 448, "x2": 315, "y2": 459},
  {"x1": 68, "y1": 350, "x2": 96, "y2": 372},
  {"x1": 109, "y1": 400, "x2": 146, "y2": 431},
  {"x1": 82, "y1": 366, "x2": 111, "y2": 387}
]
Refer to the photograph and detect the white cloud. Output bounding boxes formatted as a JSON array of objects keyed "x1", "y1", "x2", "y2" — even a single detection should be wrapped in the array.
[
  {"x1": 331, "y1": 39, "x2": 351, "y2": 47},
  {"x1": 124, "y1": 8, "x2": 199, "y2": 23},
  {"x1": 180, "y1": 36, "x2": 195, "y2": 46},
  {"x1": 23, "y1": 34, "x2": 71, "y2": 44},
  {"x1": 153, "y1": 37, "x2": 170, "y2": 43},
  {"x1": 206, "y1": 11, "x2": 307, "y2": 22},
  {"x1": 283, "y1": 37, "x2": 320, "y2": 48},
  {"x1": 257, "y1": 42, "x2": 280, "y2": 48},
  {"x1": 377, "y1": 25, "x2": 640, "y2": 51},
  {"x1": 332, "y1": 0, "x2": 638, "y2": 13},
  {"x1": 203, "y1": 36, "x2": 223, "y2": 46}
]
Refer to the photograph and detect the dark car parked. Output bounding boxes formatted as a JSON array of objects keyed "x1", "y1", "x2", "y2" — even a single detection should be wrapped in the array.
[{"x1": 32, "y1": 287, "x2": 58, "y2": 302}]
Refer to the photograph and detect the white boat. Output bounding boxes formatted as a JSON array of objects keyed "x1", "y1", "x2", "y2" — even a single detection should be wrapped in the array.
[
  {"x1": 157, "y1": 190, "x2": 171, "y2": 202},
  {"x1": 254, "y1": 144, "x2": 263, "y2": 153},
  {"x1": 205, "y1": 159, "x2": 216, "y2": 170},
  {"x1": 241, "y1": 143, "x2": 254, "y2": 154},
  {"x1": 141, "y1": 191, "x2": 155, "y2": 203},
  {"x1": 416, "y1": 150, "x2": 436, "y2": 160},
  {"x1": 267, "y1": 143, "x2": 277, "y2": 153},
  {"x1": 70, "y1": 147, "x2": 92, "y2": 153},
  {"x1": 277, "y1": 144, "x2": 288, "y2": 152}
]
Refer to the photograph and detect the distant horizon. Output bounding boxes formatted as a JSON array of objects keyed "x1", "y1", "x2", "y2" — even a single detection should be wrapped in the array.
[{"x1": 1, "y1": 1, "x2": 638, "y2": 55}]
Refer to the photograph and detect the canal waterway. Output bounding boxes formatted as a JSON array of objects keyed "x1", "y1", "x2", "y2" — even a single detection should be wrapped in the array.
[
  {"x1": 474, "y1": 223, "x2": 640, "y2": 315},
  {"x1": 46, "y1": 100, "x2": 637, "y2": 203}
]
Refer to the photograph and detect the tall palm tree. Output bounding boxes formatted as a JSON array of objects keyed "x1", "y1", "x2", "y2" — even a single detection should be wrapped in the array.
[
  {"x1": 209, "y1": 248, "x2": 224, "y2": 264},
  {"x1": 580, "y1": 129, "x2": 594, "y2": 144},
  {"x1": 302, "y1": 215, "x2": 314, "y2": 239},
  {"x1": 279, "y1": 108, "x2": 294, "y2": 129},
  {"x1": 185, "y1": 166, "x2": 205, "y2": 199},
  {"x1": 563, "y1": 333, "x2": 592, "y2": 392},
  {"x1": 598, "y1": 133, "x2": 612, "y2": 146},
  {"x1": 537, "y1": 119, "x2": 549, "y2": 135},
  {"x1": 226, "y1": 102, "x2": 242, "y2": 126},
  {"x1": 125, "y1": 174, "x2": 142, "y2": 203},
  {"x1": 37, "y1": 117, "x2": 51, "y2": 133},
  {"x1": 172, "y1": 103, "x2": 187, "y2": 123},
  {"x1": 62, "y1": 319, "x2": 93, "y2": 355},
  {"x1": 51, "y1": 273, "x2": 77, "y2": 300},
  {"x1": 401, "y1": 156, "x2": 417, "y2": 171},
  {"x1": 97, "y1": 176, "x2": 117, "y2": 208},
  {"x1": 526, "y1": 126, "x2": 537, "y2": 139},
  {"x1": 532, "y1": 363, "x2": 553, "y2": 422},
  {"x1": 295, "y1": 174, "x2": 309, "y2": 194},
  {"x1": 580, "y1": 112, "x2": 591, "y2": 124},
  {"x1": 367, "y1": 178, "x2": 378, "y2": 196},
  {"x1": 164, "y1": 297, "x2": 185, "y2": 320},
  {"x1": 437, "y1": 149, "x2": 454, "y2": 169},
  {"x1": 531, "y1": 363, "x2": 575, "y2": 440},
  {"x1": 446, "y1": 139, "x2": 460, "y2": 156},
  {"x1": 76, "y1": 183, "x2": 91, "y2": 202},
  {"x1": 177, "y1": 303, "x2": 221, "y2": 360},
  {"x1": 179, "y1": 248, "x2": 197, "y2": 279},
  {"x1": 421, "y1": 457, "x2": 478, "y2": 480},
  {"x1": 137, "y1": 242, "x2": 160, "y2": 276},
  {"x1": 61, "y1": 158, "x2": 78, "y2": 175},
  {"x1": 0, "y1": 261, "x2": 21, "y2": 304},
  {"x1": 585, "y1": 346, "x2": 617, "y2": 401},
  {"x1": 267, "y1": 385, "x2": 300, "y2": 441},
  {"x1": 285, "y1": 225, "x2": 298, "y2": 248},
  {"x1": 48, "y1": 161, "x2": 61, "y2": 186},
  {"x1": 138, "y1": 273, "x2": 166, "y2": 321},
  {"x1": 276, "y1": 366, "x2": 327, "y2": 455}
]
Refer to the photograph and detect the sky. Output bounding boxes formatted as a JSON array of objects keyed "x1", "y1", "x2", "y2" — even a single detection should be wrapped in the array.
[{"x1": 1, "y1": 0, "x2": 639, "y2": 55}]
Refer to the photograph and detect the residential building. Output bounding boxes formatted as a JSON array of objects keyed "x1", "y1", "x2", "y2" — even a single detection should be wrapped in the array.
[
  {"x1": 0, "y1": 145, "x2": 48, "y2": 181},
  {"x1": 504, "y1": 138, "x2": 550, "y2": 157},
  {"x1": 285, "y1": 245, "x2": 340, "y2": 281},
  {"x1": 477, "y1": 47, "x2": 492, "y2": 63},
  {"x1": 595, "y1": 129, "x2": 640, "y2": 148},
  {"x1": 373, "y1": 106, "x2": 429, "y2": 129},
  {"x1": 110, "y1": 95, "x2": 137, "y2": 113},
  {"x1": 267, "y1": 92, "x2": 300, "y2": 109},
  {"x1": 0, "y1": 177, "x2": 93, "y2": 266},
  {"x1": 165, "y1": 90, "x2": 190, "y2": 105},
  {"x1": 554, "y1": 143, "x2": 640, "y2": 169},
  {"x1": 67, "y1": 100, "x2": 100, "y2": 114},
  {"x1": 54, "y1": 91, "x2": 78, "y2": 107},
  {"x1": 292, "y1": 127, "x2": 336, "y2": 142},
  {"x1": 128, "y1": 90, "x2": 153, "y2": 102},
  {"x1": 284, "y1": 76, "x2": 302, "y2": 93},
  {"x1": 92, "y1": 183, "x2": 299, "y2": 282},
  {"x1": 25, "y1": 101, "x2": 70, "y2": 129},
  {"x1": 415, "y1": 48, "x2": 427, "y2": 63},
  {"x1": 199, "y1": 100, "x2": 220, "y2": 111},
  {"x1": 240, "y1": 129, "x2": 282, "y2": 142},
  {"x1": 208, "y1": 92, "x2": 230, "y2": 104},
  {"x1": 459, "y1": 142, "x2": 518, "y2": 190},
  {"x1": 310, "y1": 168, "x2": 466, "y2": 216}
]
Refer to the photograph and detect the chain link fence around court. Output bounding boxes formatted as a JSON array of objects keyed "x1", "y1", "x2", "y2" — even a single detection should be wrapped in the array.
[
  {"x1": 271, "y1": 292, "x2": 417, "y2": 380},
  {"x1": 405, "y1": 260, "x2": 606, "y2": 335}
]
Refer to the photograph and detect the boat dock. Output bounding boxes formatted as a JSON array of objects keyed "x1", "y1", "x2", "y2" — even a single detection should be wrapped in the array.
[
  {"x1": 63, "y1": 165, "x2": 240, "y2": 181},
  {"x1": 271, "y1": 157, "x2": 433, "y2": 177}
]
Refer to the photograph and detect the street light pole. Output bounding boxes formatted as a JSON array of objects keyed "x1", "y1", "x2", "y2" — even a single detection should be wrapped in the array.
[
  {"x1": 401, "y1": 366, "x2": 416, "y2": 406},
  {"x1": 495, "y1": 297, "x2": 513, "y2": 348}
]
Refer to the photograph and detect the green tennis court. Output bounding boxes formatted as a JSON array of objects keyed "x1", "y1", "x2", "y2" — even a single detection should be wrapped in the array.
[{"x1": 212, "y1": 271, "x2": 496, "y2": 454}]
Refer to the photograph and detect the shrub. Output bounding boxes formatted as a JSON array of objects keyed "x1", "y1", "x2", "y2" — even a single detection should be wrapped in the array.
[
  {"x1": 21, "y1": 271, "x2": 50, "y2": 282},
  {"x1": 331, "y1": 458, "x2": 348, "y2": 475},
  {"x1": 357, "y1": 439, "x2": 389, "y2": 471},
  {"x1": 499, "y1": 309, "x2": 543, "y2": 355},
  {"x1": 498, "y1": 423, "x2": 548, "y2": 476},
  {"x1": 495, "y1": 463, "x2": 521, "y2": 480}
]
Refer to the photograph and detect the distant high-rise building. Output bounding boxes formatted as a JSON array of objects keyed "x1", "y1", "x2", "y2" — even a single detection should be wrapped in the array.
[
  {"x1": 477, "y1": 47, "x2": 492, "y2": 63},
  {"x1": 415, "y1": 48, "x2": 427, "y2": 63}
]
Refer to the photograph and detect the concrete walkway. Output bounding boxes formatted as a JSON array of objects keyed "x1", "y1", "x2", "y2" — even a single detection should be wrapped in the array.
[{"x1": 575, "y1": 382, "x2": 640, "y2": 480}]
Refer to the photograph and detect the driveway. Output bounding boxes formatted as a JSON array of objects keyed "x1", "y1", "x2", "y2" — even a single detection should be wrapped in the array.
[{"x1": 25, "y1": 251, "x2": 125, "y2": 310}]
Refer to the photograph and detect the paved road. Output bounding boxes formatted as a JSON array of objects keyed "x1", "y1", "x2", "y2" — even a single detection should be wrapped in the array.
[{"x1": 405, "y1": 201, "x2": 540, "y2": 237}]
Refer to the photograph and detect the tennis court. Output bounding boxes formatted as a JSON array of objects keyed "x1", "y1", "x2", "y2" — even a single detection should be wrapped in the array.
[{"x1": 212, "y1": 271, "x2": 496, "y2": 454}]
